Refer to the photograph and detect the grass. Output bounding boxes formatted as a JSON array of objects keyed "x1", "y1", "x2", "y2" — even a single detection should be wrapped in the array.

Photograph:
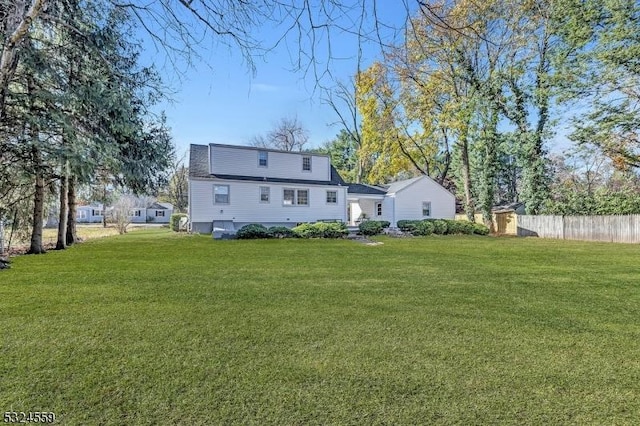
[
  {"x1": 4, "y1": 224, "x2": 155, "y2": 254},
  {"x1": 1, "y1": 230, "x2": 639, "y2": 425}
]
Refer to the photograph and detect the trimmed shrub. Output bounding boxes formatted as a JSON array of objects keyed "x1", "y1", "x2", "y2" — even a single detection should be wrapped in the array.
[
  {"x1": 359, "y1": 220, "x2": 383, "y2": 236},
  {"x1": 293, "y1": 222, "x2": 348, "y2": 239},
  {"x1": 412, "y1": 220, "x2": 434, "y2": 236},
  {"x1": 441, "y1": 219, "x2": 462, "y2": 234},
  {"x1": 397, "y1": 220, "x2": 421, "y2": 233},
  {"x1": 236, "y1": 224, "x2": 272, "y2": 239},
  {"x1": 319, "y1": 222, "x2": 349, "y2": 238},
  {"x1": 269, "y1": 226, "x2": 295, "y2": 238},
  {"x1": 447, "y1": 220, "x2": 475, "y2": 235},
  {"x1": 293, "y1": 223, "x2": 320, "y2": 238},
  {"x1": 425, "y1": 219, "x2": 448, "y2": 235},
  {"x1": 379, "y1": 221, "x2": 391, "y2": 228},
  {"x1": 472, "y1": 223, "x2": 490, "y2": 235},
  {"x1": 170, "y1": 213, "x2": 188, "y2": 232}
]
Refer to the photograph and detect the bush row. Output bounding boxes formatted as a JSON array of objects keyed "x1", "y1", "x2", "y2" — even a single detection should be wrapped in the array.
[
  {"x1": 396, "y1": 219, "x2": 489, "y2": 236},
  {"x1": 358, "y1": 220, "x2": 390, "y2": 236},
  {"x1": 235, "y1": 222, "x2": 348, "y2": 239}
]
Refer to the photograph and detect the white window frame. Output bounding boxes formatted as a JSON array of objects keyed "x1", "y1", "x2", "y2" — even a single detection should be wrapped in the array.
[
  {"x1": 376, "y1": 202, "x2": 382, "y2": 217},
  {"x1": 283, "y1": 189, "x2": 295, "y2": 206},
  {"x1": 326, "y1": 190, "x2": 337, "y2": 204},
  {"x1": 78, "y1": 210, "x2": 88, "y2": 219},
  {"x1": 297, "y1": 189, "x2": 309, "y2": 206},
  {"x1": 422, "y1": 201, "x2": 432, "y2": 217},
  {"x1": 259, "y1": 186, "x2": 270, "y2": 203},
  {"x1": 302, "y1": 156, "x2": 312, "y2": 172},
  {"x1": 283, "y1": 188, "x2": 310, "y2": 207},
  {"x1": 213, "y1": 184, "x2": 230, "y2": 204},
  {"x1": 258, "y1": 151, "x2": 268, "y2": 167}
]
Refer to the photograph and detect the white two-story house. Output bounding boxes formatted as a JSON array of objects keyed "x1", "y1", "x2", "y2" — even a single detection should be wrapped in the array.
[
  {"x1": 188, "y1": 143, "x2": 456, "y2": 235},
  {"x1": 188, "y1": 144, "x2": 349, "y2": 234}
]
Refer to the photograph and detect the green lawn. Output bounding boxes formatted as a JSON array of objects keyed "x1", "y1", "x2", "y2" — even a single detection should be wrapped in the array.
[{"x1": 1, "y1": 230, "x2": 639, "y2": 425}]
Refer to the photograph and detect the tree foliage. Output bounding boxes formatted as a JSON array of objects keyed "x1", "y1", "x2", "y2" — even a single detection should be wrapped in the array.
[
  {"x1": 565, "y1": 0, "x2": 640, "y2": 169},
  {"x1": 315, "y1": 130, "x2": 360, "y2": 183},
  {"x1": 0, "y1": 0, "x2": 175, "y2": 254}
]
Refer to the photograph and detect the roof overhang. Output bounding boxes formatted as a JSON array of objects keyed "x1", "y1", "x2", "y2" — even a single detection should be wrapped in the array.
[{"x1": 347, "y1": 194, "x2": 385, "y2": 201}]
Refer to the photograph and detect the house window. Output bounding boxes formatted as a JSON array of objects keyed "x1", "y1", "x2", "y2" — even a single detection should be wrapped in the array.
[
  {"x1": 156, "y1": 210, "x2": 165, "y2": 217},
  {"x1": 326, "y1": 190, "x2": 337, "y2": 204},
  {"x1": 283, "y1": 189, "x2": 295, "y2": 205},
  {"x1": 283, "y1": 188, "x2": 309, "y2": 206},
  {"x1": 214, "y1": 185, "x2": 230, "y2": 204},
  {"x1": 78, "y1": 210, "x2": 88, "y2": 219},
  {"x1": 302, "y1": 156, "x2": 311, "y2": 172},
  {"x1": 92, "y1": 209, "x2": 103, "y2": 216},
  {"x1": 260, "y1": 186, "x2": 270, "y2": 203},
  {"x1": 422, "y1": 201, "x2": 431, "y2": 217},
  {"x1": 258, "y1": 151, "x2": 268, "y2": 167},
  {"x1": 376, "y1": 202, "x2": 382, "y2": 216},
  {"x1": 297, "y1": 189, "x2": 309, "y2": 205},
  {"x1": 133, "y1": 210, "x2": 141, "y2": 217}
]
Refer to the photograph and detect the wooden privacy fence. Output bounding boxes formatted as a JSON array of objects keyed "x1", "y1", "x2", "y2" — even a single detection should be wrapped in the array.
[
  {"x1": 455, "y1": 212, "x2": 518, "y2": 235},
  {"x1": 517, "y1": 215, "x2": 640, "y2": 243}
]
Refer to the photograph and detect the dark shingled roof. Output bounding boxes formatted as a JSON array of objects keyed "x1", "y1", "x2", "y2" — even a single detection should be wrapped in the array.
[
  {"x1": 148, "y1": 202, "x2": 168, "y2": 210},
  {"x1": 207, "y1": 173, "x2": 345, "y2": 186},
  {"x1": 346, "y1": 183, "x2": 387, "y2": 195}
]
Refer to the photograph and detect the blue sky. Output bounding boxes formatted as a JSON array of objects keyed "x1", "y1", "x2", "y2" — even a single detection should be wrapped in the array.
[
  {"x1": 139, "y1": 2, "x2": 412, "y2": 161},
  {"x1": 138, "y1": 2, "x2": 574, "y2": 163}
]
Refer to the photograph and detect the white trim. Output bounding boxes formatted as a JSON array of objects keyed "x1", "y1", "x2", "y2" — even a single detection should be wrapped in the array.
[
  {"x1": 422, "y1": 201, "x2": 432, "y2": 217},
  {"x1": 213, "y1": 184, "x2": 230, "y2": 204},
  {"x1": 258, "y1": 150, "x2": 268, "y2": 168},
  {"x1": 326, "y1": 190, "x2": 338, "y2": 204},
  {"x1": 259, "y1": 186, "x2": 270, "y2": 203},
  {"x1": 375, "y1": 202, "x2": 383, "y2": 217},
  {"x1": 302, "y1": 155, "x2": 312, "y2": 172},
  {"x1": 283, "y1": 187, "x2": 310, "y2": 207}
]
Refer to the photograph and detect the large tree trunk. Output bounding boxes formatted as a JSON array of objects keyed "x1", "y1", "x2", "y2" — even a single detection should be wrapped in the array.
[
  {"x1": 66, "y1": 175, "x2": 78, "y2": 245},
  {"x1": 28, "y1": 147, "x2": 46, "y2": 254},
  {"x1": 0, "y1": 0, "x2": 46, "y2": 122},
  {"x1": 102, "y1": 183, "x2": 107, "y2": 228},
  {"x1": 55, "y1": 166, "x2": 68, "y2": 250},
  {"x1": 0, "y1": 213, "x2": 5, "y2": 255},
  {"x1": 459, "y1": 132, "x2": 475, "y2": 222}
]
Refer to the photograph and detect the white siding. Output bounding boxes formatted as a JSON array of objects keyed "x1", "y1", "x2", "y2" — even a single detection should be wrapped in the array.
[
  {"x1": 130, "y1": 210, "x2": 146, "y2": 223},
  {"x1": 210, "y1": 145, "x2": 331, "y2": 181},
  {"x1": 391, "y1": 176, "x2": 455, "y2": 223},
  {"x1": 147, "y1": 209, "x2": 171, "y2": 223},
  {"x1": 189, "y1": 179, "x2": 347, "y2": 225}
]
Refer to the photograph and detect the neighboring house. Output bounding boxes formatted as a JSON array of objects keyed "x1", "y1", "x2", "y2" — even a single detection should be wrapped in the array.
[
  {"x1": 72, "y1": 202, "x2": 174, "y2": 225},
  {"x1": 76, "y1": 204, "x2": 105, "y2": 223},
  {"x1": 188, "y1": 143, "x2": 456, "y2": 234},
  {"x1": 129, "y1": 207, "x2": 147, "y2": 224},
  {"x1": 146, "y1": 202, "x2": 173, "y2": 223}
]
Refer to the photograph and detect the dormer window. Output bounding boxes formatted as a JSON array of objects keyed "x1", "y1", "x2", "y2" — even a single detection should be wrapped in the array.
[
  {"x1": 258, "y1": 151, "x2": 268, "y2": 167},
  {"x1": 302, "y1": 156, "x2": 311, "y2": 172}
]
